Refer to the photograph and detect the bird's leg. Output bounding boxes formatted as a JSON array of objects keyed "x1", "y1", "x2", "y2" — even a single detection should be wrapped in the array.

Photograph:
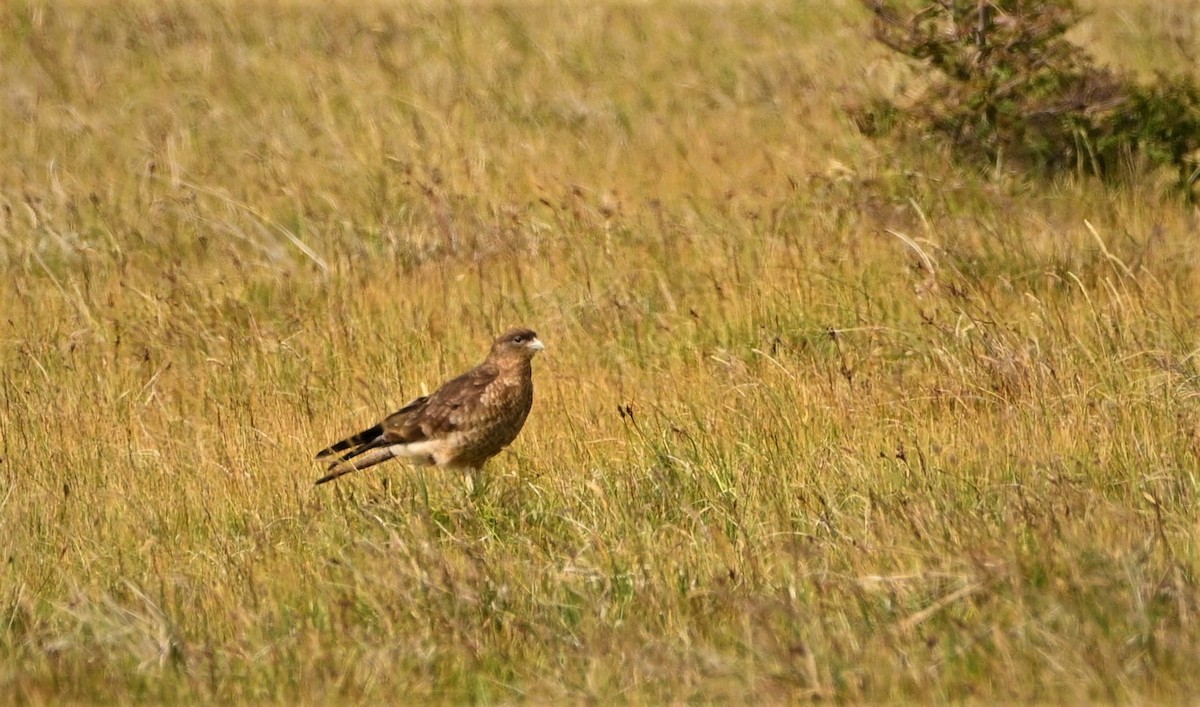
[
  {"x1": 464, "y1": 466, "x2": 486, "y2": 496},
  {"x1": 417, "y1": 469, "x2": 431, "y2": 512}
]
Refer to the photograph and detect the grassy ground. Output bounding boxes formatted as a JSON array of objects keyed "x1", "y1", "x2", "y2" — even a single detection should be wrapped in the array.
[{"x1": 3, "y1": 0, "x2": 1200, "y2": 702}]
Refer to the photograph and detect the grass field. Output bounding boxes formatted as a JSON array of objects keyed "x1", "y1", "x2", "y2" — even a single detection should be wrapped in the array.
[{"x1": 3, "y1": 0, "x2": 1200, "y2": 702}]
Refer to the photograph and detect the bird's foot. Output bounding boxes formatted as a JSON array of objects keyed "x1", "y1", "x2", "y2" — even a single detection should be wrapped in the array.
[{"x1": 463, "y1": 467, "x2": 487, "y2": 497}]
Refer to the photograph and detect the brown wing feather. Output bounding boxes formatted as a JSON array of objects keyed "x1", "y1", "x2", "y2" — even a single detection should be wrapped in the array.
[
  {"x1": 392, "y1": 363, "x2": 500, "y2": 442},
  {"x1": 314, "y1": 394, "x2": 430, "y2": 463},
  {"x1": 312, "y1": 363, "x2": 502, "y2": 477}
]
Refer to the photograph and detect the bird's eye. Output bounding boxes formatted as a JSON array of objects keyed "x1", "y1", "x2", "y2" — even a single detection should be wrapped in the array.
[{"x1": 513, "y1": 335, "x2": 526, "y2": 343}]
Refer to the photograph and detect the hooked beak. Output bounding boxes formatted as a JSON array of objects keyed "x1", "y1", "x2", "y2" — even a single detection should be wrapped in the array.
[{"x1": 528, "y1": 337, "x2": 545, "y2": 352}]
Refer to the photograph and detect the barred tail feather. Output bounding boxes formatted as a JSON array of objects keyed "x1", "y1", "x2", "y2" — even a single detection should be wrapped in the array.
[
  {"x1": 314, "y1": 446, "x2": 399, "y2": 485},
  {"x1": 314, "y1": 423, "x2": 384, "y2": 462}
]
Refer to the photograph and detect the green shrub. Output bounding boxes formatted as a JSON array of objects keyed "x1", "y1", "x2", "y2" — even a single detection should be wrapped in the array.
[{"x1": 859, "y1": 0, "x2": 1200, "y2": 197}]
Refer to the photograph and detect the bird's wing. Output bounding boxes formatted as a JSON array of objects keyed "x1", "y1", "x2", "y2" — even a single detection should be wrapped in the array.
[
  {"x1": 394, "y1": 362, "x2": 500, "y2": 441},
  {"x1": 313, "y1": 361, "x2": 502, "y2": 485},
  {"x1": 314, "y1": 394, "x2": 430, "y2": 463}
]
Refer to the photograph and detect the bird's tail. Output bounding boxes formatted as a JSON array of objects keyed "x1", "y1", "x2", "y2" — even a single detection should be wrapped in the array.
[
  {"x1": 314, "y1": 423, "x2": 384, "y2": 463},
  {"x1": 315, "y1": 446, "x2": 398, "y2": 485}
]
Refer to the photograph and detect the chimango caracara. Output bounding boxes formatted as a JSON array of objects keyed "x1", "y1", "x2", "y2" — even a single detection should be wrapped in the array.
[{"x1": 314, "y1": 328, "x2": 544, "y2": 485}]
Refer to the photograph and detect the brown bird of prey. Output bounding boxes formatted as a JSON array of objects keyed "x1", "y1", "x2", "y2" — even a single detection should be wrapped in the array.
[{"x1": 314, "y1": 328, "x2": 544, "y2": 485}]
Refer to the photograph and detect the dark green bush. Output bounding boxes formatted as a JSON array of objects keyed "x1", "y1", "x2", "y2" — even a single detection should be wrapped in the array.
[{"x1": 859, "y1": 0, "x2": 1200, "y2": 197}]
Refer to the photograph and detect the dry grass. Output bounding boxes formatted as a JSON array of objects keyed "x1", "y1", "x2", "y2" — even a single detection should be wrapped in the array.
[{"x1": 3, "y1": 0, "x2": 1200, "y2": 702}]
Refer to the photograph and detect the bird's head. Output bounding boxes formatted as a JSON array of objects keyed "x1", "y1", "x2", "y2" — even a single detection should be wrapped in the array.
[{"x1": 491, "y1": 327, "x2": 544, "y2": 362}]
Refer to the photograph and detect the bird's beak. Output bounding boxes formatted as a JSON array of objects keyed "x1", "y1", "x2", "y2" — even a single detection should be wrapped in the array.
[{"x1": 528, "y1": 338, "x2": 545, "y2": 352}]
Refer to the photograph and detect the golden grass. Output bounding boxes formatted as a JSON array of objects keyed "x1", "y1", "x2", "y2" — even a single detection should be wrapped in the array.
[{"x1": 3, "y1": 0, "x2": 1200, "y2": 702}]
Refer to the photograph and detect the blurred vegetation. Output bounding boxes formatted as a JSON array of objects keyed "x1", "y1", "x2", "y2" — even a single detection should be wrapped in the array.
[{"x1": 859, "y1": 0, "x2": 1200, "y2": 197}]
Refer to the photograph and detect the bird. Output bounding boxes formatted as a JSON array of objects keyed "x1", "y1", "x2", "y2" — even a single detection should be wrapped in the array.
[{"x1": 313, "y1": 327, "x2": 544, "y2": 485}]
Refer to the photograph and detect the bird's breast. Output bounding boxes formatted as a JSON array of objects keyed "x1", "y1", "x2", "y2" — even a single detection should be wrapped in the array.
[{"x1": 441, "y1": 376, "x2": 533, "y2": 467}]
